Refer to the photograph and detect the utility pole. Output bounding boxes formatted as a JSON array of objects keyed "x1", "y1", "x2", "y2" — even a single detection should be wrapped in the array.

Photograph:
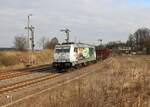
[
  {"x1": 27, "y1": 14, "x2": 32, "y2": 50},
  {"x1": 25, "y1": 14, "x2": 35, "y2": 66},
  {"x1": 60, "y1": 28, "x2": 71, "y2": 43}
]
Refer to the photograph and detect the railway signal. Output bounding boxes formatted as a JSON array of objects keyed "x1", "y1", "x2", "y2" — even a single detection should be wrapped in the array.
[
  {"x1": 25, "y1": 14, "x2": 35, "y2": 66},
  {"x1": 29, "y1": 25, "x2": 35, "y2": 51},
  {"x1": 60, "y1": 28, "x2": 71, "y2": 43}
]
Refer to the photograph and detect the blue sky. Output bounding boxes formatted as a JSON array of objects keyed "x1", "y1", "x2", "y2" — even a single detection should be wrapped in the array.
[
  {"x1": 128, "y1": 0, "x2": 150, "y2": 5},
  {"x1": 0, "y1": 0, "x2": 150, "y2": 48}
]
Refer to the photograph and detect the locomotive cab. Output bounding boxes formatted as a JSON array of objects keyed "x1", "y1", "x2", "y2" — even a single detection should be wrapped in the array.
[{"x1": 53, "y1": 44, "x2": 72, "y2": 69}]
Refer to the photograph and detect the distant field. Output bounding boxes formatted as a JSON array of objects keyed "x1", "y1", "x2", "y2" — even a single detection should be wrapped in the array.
[{"x1": 0, "y1": 50, "x2": 53, "y2": 69}]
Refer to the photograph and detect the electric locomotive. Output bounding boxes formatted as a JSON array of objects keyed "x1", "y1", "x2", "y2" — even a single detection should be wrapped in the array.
[{"x1": 52, "y1": 42, "x2": 96, "y2": 69}]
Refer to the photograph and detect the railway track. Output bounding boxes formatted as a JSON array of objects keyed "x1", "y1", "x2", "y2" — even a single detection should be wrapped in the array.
[
  {"x1": 0, "y1": 64, "x2": 52, "y2": 74},
  {"x1": 0, "y1": 59, "x2": 110, "y2": 94},
  {"x1": 0, "y1": 64, "x2": 53, "y2": 81},
  {"x1": 0, "y1": 70, "x2": 20, "y2": 75},
  {"x1": 0, "y1": 73, "x2": 62, "y2": 94},
  {"x1": 0, "y1": 62, "x2": 82, "y2": 94},
  {"x1": 17, "y1": 64, "x2": 52, "y2": 72},
  {"x1": 0, "y1": 70, "x2": 32, "y2": 81},
  {"x1": 0, "y1": 72, "x2": 31, "y2": 81}
]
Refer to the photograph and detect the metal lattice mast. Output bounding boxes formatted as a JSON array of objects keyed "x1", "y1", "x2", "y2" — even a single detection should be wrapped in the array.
[{"x1": 25, "y1": 14, "x2": 35, "y2": 66}]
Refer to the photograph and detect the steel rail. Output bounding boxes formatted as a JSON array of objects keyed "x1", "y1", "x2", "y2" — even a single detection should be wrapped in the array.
[
  {"x1": 0, "y1": 72, "x2": 31, "y2": 81},
  {"x1": 0, "y1": 65, "x2": 53, "y2": 80},
  {"x1": 0, "y1": 73, "x2": 61, "y2": 94}
]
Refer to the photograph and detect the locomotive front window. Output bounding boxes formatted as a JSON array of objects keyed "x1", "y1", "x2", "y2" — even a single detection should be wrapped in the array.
[
  {"x1": 63, "y1": 49, "x2": 70, "y2": 52},
  {"x1": 55, "y1": 48, "x2": 70, "y2": 53}
]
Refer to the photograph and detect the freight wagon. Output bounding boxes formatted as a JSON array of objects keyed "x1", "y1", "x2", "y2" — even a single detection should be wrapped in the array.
[{"x1": 95, "y1": 48, "x2": 111, "y2": 60}]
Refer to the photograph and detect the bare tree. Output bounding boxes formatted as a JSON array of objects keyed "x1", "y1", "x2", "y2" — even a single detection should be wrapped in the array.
[
  {"x1": 44, "y1": 37, "x2": 59, "y2": 49},
  {"x1": 134, "y1": 28, "x2": 150, "y2": 52},
  {"x1": 49, "y1": 37, "x2": 59, "y2": 49},
  {"x1": 39, "y1": 37, "x2": 59, "y2": 49},
  {"x1": 39, "y1": 37, "x2": 47, "y2": 49},
  {"x1": 126, "y1": 34, "x2": 136, "y2": 50},
  {"x1": 127, "y1": 28, "x2": 150, "y2": 54},
  {"x1": 14, "y1": 36, "x2": 28, "y2": 51},
  {"x1": 106, "y1": 41, "x2": 126, "y2": 49}
]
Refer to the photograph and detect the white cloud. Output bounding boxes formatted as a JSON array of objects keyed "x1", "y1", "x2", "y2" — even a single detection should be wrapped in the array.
[{"x1": 0, "y1": 0, "x2": 150, "y2": 47}]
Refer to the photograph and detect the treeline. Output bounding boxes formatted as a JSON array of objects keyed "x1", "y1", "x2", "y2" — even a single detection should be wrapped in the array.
[
  {"x1": 106, "y1": 28, "x2": 150, "y2": 54},
  {"x1": 14, "y1": 36, "x2": 59, "y2": 51},
  {"x1": 14, "y1": 27, "x2": 150, "y2": 54},
  {"x1": 127, "y1": 28, "x2": 150, "y2": 53}
]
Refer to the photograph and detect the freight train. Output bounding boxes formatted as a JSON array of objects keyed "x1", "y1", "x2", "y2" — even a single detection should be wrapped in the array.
[{"x1": 52, "y1": 42, "x2": 111, "y2": 69}]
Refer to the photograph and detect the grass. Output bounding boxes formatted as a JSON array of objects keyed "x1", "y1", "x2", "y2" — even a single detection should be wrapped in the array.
[
  {"x1": 11, "y1": 55, "x2": 150, "y2": 107},
  {"x1": 0, "y1": 50, "x2": 53, "y2": 69}
]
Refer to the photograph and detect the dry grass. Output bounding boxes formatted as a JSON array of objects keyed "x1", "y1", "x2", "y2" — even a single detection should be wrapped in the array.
[
  {"x1": 11, "y1": 55, "x2": 150, "y2": 107},
  {"x1": 0, "y1": 50, "x2": 53, "y2": 69}
]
